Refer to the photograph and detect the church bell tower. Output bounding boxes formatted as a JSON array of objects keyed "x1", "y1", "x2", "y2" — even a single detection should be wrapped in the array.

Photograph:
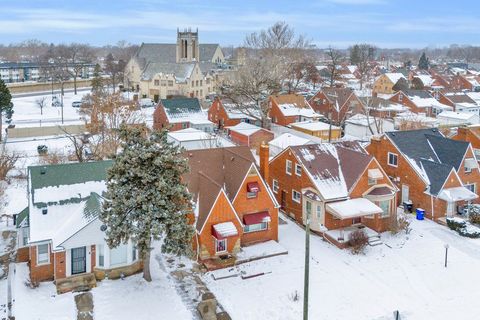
[{"x1": 176, "y1": 28, "x2": 199, "y2": 63}]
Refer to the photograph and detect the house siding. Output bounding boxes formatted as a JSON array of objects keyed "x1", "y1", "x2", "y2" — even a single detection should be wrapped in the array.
[{"x1": 29, "y1": 245, "x2": 55, "y2": 283}]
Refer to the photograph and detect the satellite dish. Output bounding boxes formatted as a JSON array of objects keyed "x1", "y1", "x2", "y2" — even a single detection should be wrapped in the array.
[{"x1": 100, "y1": 225, "x2": 107, "y2": 232}]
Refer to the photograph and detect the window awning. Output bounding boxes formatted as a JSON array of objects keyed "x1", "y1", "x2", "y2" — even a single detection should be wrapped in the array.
[
  {"x1": 247, "y1": 182, "x2": 260, "y2": 193},
  {"x1": 326, "y1": 198, "x2": 383, "y2": 219},
  {"x1": 365, "y1": 186, "x2": 394, "y2": 197},
  {"x1": 212, "y1": 222, "x2": 238, "y2": 240},
  {"x1": 243, "y1": 211, "x2": 271, "y2": 225},
  {"x1": 368, "y1": 169, "x2": 383, "y2": 180},
  {"x1": 437, "y1": 187, "x2": 478, "y2": 202}
]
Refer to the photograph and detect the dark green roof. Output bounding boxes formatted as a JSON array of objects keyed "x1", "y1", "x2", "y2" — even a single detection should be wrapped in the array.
[
  {"x1": 16, "y1": 206, "x2": 29, "y2": 228},
  {"x1": 160, "y1": 98, "x2": 202, "y2": 115},
  {"x1": 28, "y1": 160, "x2": 113, "y2": 191}
]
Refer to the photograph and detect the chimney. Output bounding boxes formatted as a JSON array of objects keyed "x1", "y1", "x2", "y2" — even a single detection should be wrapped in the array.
[{"x1": 259, "y1": 142, "x2": 269, "y2": 182}]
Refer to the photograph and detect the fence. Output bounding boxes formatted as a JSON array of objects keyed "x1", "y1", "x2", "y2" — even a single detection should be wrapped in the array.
[{"x1": 7, "y1": 124, "x2": 86, "y2": 138}]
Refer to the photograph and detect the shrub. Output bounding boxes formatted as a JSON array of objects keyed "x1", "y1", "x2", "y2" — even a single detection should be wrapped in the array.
[
  {"x1": 446, "y1": 217, "x2": 466, "y2": 231},
  {"x1": 469, "y1": 212, "x2": 480, "y2": 225},
  {"x1": 288, "y1": 290, "x2": 300, "y2": 302},
  {"x1": 39, "y1": 149, "x2": 68, "y2": 165},
  {"x1": 458, "y1": 225, "x2": 480, "y2": 239},
  {"x1": 348, "y1": 229, "x2": 368, "y2": 254},
  {"x1": 398, "y1": 214, "x2": 412, "y2": 234}
]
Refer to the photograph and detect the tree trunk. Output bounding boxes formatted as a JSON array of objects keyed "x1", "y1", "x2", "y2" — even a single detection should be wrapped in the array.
[
  {"x1": 74, "y1": 75, "x2": 77, "y2": 95},
  {"x1": 0, "y1": 111, "x2": 2, "y2": 141},
  {"x1": 143, "y1": 237, "x2": 152, "y2": 282}
]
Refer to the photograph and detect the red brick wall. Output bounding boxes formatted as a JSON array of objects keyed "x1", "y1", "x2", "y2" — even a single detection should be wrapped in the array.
[
  {"x1": 389, "y1": 92, "x2": 432, "y2": 116},
  {"x1": 437, "y1": 94, "x2": 455, "y2": 109},
  {"x1": 250, "y1": 130, "x2": 275, "y2": 152},
  {"x1": 208, "y1": 99, "x2": 242, "y2": 128},
  {"x1": 452, "y1": 127, "x2": 480, "y2": 150},
  {"x1": 29, "y1": 244, "x2": 54, "y2": 283},
  {"x1": 233, "y1": 170, "x2": 278, "y2": 245},
  {"x1": 457, "y1": 147, "x2": 480, "y2": 204},
  {"x1": 268, "y1": 99, "x2": 298, "y2": 126},
  {"x1": 54, "y1": 251, "x2": 66, "y2": 280},
  {"x1": 269, "y1": 149, "x2": 314, "y2": 222},
  {"x1": 16, "y1": 247, "x2": 29, "y2": 263},
  {"x1": 198, "y1": 191, "x2": 242, "y2": 258},
  {"x1": 451, "y1": 75, "x2": 473, "y2": 91},
  {"x1": 229, "y1": 130, "x2": 249, "y2": 146}
]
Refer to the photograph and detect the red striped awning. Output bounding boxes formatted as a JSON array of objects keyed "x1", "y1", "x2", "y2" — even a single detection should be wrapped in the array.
[
  {"x1": 212, "y1": 222, "x2": 238, "y2": 240},
  {"x1": 243, "y1": 211, "x2": 271, "y2": 225},
  {"x1": 247, "y1": 182, "x2": 260, "y2": 193}
]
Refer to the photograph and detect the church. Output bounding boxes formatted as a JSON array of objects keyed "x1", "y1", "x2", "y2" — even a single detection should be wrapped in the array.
[{"x1": 124, "y1": 29, "x2": 226, "y2": 101}]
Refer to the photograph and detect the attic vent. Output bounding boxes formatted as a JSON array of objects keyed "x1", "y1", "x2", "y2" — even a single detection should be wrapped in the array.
[
  {"x1": 42, "y1": 208, "x2": 48, "y2": 215},
  {"x1": 40, "y1": 168, "x2": 47, "y2": 175},
  {"x1": 231, "y1": 157, "x2": 235, "y2": 161}
]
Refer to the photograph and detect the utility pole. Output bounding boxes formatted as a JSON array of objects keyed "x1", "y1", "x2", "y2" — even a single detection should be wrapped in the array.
[
  {"x1": 444, "y1": 244, "x2": 449, "y2": 268},
  {"x1": 303, "y1": 211, "x2": 310, "y2": 320}
]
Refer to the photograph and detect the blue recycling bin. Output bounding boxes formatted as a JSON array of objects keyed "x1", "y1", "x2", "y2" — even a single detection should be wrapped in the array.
[{"x1": 416, "y1": 208, "x2": 425, "y2": 220}]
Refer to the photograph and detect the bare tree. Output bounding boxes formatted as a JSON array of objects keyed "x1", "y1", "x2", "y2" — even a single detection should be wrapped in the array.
[
  {"x1": 104, "y1": 53, "x2": 126, "y2": 92},
  {"x1": 61, "y1": 128, "x2": 90, "y2": 163},
  {"x1": 0, "y1": 149, "x2": 19, "y2": 180},
  {"x1": 36, "y1": 96, "x2": 47, "y2": 115},
  {"x1": 57, "y1": 44, "x2": 94, "y2": 94},
  {"x1": 224, "y1": 22, "x2": 311, "y2": 128},
  {"x1": 325, "y1": 46, "x2": 343, "y2": 88},
  {"x1": 353, "y1": 44, "x2": 375, "y2": 90}
]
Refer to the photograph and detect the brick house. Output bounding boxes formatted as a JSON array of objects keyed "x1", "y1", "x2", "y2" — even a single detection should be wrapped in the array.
[
  {"x1": 153, "y1": 97, "x2": 214, "y2": 132},
  {"x1": 268, "y1": 141, "x2": 397, "y2": 248},
  {"x1": 367, "y1": 129, "x2": 479, "y2": 222},
  {"x1": 308, "y1": 88, "x2": 364, "y2": 125},
  {"x1": 269, "y1": 94, "x2": 320, "y2": 126},
  {"x1": 437, "y1": 92, "x2": 480, "y2": 113},
  {"x1": 183, "y1": 146, "x2": 279, "y2": 262},
  {"x1": 450, "y1": 74, "x2": 480, "y2": 92},
  {"x1": 452, "y1": 126, "x2": 480, "y2": 156},
  {"x1": 207, "y1": 97, "x2": 261, "y2": 129},
  {"x1": 389, "y1": 90, "x2": 452, "y2": 117},
  {"x1": 21, "y1": 161, "x2": 142, "y2": 293},
  {"x1": 226, "y1": 122, "x2": 274, "y2": 152}
]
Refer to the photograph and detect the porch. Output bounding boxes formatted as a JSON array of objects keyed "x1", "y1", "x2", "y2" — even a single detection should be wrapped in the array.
[{"x1": 323, "y1": 225, "x2": 381, "y2": 249}]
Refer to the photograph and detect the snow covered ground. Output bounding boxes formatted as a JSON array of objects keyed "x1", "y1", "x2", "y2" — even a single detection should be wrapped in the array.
[
  {"x1": 10, "y1": 90, "x2": 91, "y2": 128},
  {"x1": 203, "y1": 214, "x2": 480, "y2": 320}
]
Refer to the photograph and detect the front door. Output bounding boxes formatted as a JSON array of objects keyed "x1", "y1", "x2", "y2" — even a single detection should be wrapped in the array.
[
  {"x1": 401, "y1": 184, "x2": 409, "y2": 203},
  {"x1": 281, "y1": 190, "x2": 287, "y2": 210},
  {"x1": 71, "y1": 246, "x2": 86, "y2": 275}
]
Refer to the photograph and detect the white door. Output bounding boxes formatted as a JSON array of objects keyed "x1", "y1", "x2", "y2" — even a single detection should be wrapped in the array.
[
  {"x1": 447, "y1": 202, "x2": 454, "y2": 217},
  {"x1": 401, "y1": 184, "x2": 409, "y2": 203}
]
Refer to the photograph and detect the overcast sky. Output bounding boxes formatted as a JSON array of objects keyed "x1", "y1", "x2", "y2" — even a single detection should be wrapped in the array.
[{"x1": 2, "y1": 0, "x2": 479, "y2": 48}]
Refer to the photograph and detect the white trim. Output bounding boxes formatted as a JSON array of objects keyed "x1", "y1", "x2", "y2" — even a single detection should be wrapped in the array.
[
  {"x1": 387, "y1": 152, "x2": 398, "y2": 167},
  {"x1": 295, "y1": 163, "x2": 302, "y2": 176},
  {"x1": 292, "y1": 189, "x2": 301, "y2": 203},
  {"x1": 215, "y1": 238, "x2": 227, "y2": 254},
  {"x1": 286, "y1": 160, "x2": 292, "y2": 175},
  {"x1": 198, "y1": 189, "x2": 243, "y2": 235},
  {"x1": 272, "y1": 179, "x2": 279, "y2": 194}
]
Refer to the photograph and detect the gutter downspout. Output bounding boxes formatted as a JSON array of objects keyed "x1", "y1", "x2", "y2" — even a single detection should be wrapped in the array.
[{"x1": 431, "y1": 195, "x2": 434, "y2": 221}]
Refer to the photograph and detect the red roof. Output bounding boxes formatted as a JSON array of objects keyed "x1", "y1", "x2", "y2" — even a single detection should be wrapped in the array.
[{"x1": 243, "y1": 211, "x2": 270, "y2": 225}]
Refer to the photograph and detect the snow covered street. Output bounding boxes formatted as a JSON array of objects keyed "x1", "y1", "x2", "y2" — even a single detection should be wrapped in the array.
[{"x1": 203, "y1": 214, "x2": 480, "y2": 320}]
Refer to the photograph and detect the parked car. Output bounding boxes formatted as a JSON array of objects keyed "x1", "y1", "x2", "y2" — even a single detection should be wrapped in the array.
[
  {"x1": 72, "y1": 101, "x2": 82, "y2": 108},
  {"x1": 139, "y1": 98, "x2": 155, "y2": 108},
  {"x1": 52, "y1": 96, "x2": 62, "y2": 107}
]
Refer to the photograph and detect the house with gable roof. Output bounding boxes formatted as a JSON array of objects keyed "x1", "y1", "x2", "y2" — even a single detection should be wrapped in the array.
[
  {"x1": 207, "y1": 97, "x2": 262, "y2": 129},
  {"x1": 308, "y1": 88, "x2": 364, "y2": 125},
  {"x1": 389, "y1": 89, "x2": 452, "y2": 117},
  {"x1": 153, "y1": 97, "x2": 214, "y2": 132},
  {"x1": 268, "y1": 94, "x2": 321, "y2": 126},
  {"x1": 367, "y1": 128, "x2": 479, "y2": 222},
  {"x1": 268, "y1": 141, "x2": 397, "y2": 248},
  {"x1": 19, "y1": 161, "x2": 142, "y2": 293},
  {"x1": 183, "y1": 146, "x2": 279, "y2": 263},
  {"x1": 373, "y1": 73, "x2": 407, "y2": 94}
]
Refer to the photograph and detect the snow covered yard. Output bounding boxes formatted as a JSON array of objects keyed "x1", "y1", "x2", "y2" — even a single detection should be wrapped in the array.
[{"x1": 203, "y1": 214, "x2": 480, "y2": 320}]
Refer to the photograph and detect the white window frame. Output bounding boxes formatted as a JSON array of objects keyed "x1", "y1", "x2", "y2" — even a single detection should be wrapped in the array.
[
  {"x1": 378, "y1": 200, "x2": 390, "y2": 218},
  {"x1": 272, "y1": 179, "x2": 279, "y2": 194},
  {"x1": 98, "y1": 244, "x2": 104, "y2": 267},
  {"x1": 215, "y1": 238, "x2": 227, "y2": 254},
  {"x1": 388, "y1": 152, "x2": 398, "y2": 167},
  {"x1": 465, "y1": 183, "x2": 476, "y2": 193},
  {"x1": 316, "y1": 205, "x2": 322, "y2": 219},
  {"x1": 243, "y1": 222, "x2": 268, "y2": 233},
  {"x1": 292, "y1": 189, "x2": 301, "y2": 203},
  {"x1": 286, "y1": 160, "x2": 292, "y2": 175},
  {"x1": 37, "y1": 243, "x2": 50, "y2": 265},
  {"x1": 295, "y1": 164, "x2": 302, "y2": 176}
]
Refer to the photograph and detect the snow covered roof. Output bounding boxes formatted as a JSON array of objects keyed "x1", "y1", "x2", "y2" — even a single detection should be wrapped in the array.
[
  {"x1": 268, "y1": 133, "x2": 313, "y2": 154},
  {"x1": 326, "y1": 198, "x2": 383, "y2": 219},
  {"x1": 437, "y1": 111, "x2": 477, "y2": 121},
  {"x1": 167, "y1": 128, "x2": 213, "y2": 142},
  {"x1": 290, "y1": 121, "x2": 338, "y2": 132},
  {"x1": 383, "y1": 73, "x2": 406, "y2": 84},
  {"x1": 28, "y1": 161, "x2": 111, "y2": 249},
  {"x1": 160, "y1": 98, "x2": 210, "y2": 124},
  {"x1": 222, "y1": 103, "x2": 260, "y2": 120},
  {"x1": 271, "y1": 94, "x2": 319, "y2": 118},
  {"x1": 414, "y1": 75, "x2": 434, "y2": 87},
  {"x1": 226, "y1": 122, "x2": 263, "y2": 136},
  {"x1": 345, "y1": 114, "x2": 375, "y2": 127},
  {"x1": 438, "y1": 187, "x2": 478, "y2": 202},
  {"x1": 290, "y1": 144, "x2": 372, "y2": 201}
]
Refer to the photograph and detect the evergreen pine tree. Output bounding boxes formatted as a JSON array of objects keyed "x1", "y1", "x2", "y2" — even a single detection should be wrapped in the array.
[
  {"x1": 418, "y1": 52, "x2": 429, "y2": 70},
  {"x1": 0, "y1": 79, "x2": 13, "y2": 141},
  {"x1": 91, "y1": 63, "x2": 105, "y2": 97},
  {"x1": 350, "y1": 45, "x2": 360, "y2": 65},
  {"x1": 100, "y1": 124, "x2": 194, "y2": 282}
]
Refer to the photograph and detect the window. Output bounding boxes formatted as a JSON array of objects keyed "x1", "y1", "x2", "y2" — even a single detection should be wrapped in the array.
[
  {"x1": 378, "y1": 200, "x2": 390, "y2": 217},
  {"x1": 154, "y1": 79, "x2": 159, "y2": 86},
  {"x1": 295, "y1": 164, "x2": 302, "y2": 176},
  {"x1": 316, "y1": 205, "x2": 322, "y2": 219},
  {"x1": 132, "y1": 243, "x2": 137, "y2": 261},
  {"x1": 286, "y1": 160, "x2": 292, "y2": 175},
  {"x1": 388, "y1": 152, "x2": 398, "y2": 167},
  {"x1": 160, "y1": 80, "x2": 167, "y2": 86},
  {"x1": 215, "y1": 238, "x2": 227, "y2": 253},
  {"x1": 37, "y1": 244, "x2": 49, "y2": 264},
  {"x1": 196, "y1": 80, "x2": 199, "y2": 86},
  {"x1": 244, "y1": 222, "x2": 268, "y2": 233},
  {"x1": 110, "y1": 244, "x2": 128, "y2": 266},
  {"x1": 168, "y1": 80, "x2": 173, "y2": 86},
  {"x1": 200, "y1": 80, "x2": 203, "y2": 86},
  {"x1": 368, "y1": 177, "x2": 376, "y2": 185},
  {"x1": 465, "y1": 183, "x2": 476, "y2": 193},
  {"x1": 247, "y1": 191, "x2": 257, "y2": 198},
  {"x1": 182, "y1": 122, "x2": 188, "y2": 129},
  {"x1": 272, "y1": 180, "x2": 279, "y2": 194},
  {"x1": 398, "y1": 94, "x2": 403, "y2": 102},
  {"x1": 292, "y1": 189, "x2": 301, "y2": 203},
  {"x1": 98, "y1": 244, "x2": 104, "y2": 267}
]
